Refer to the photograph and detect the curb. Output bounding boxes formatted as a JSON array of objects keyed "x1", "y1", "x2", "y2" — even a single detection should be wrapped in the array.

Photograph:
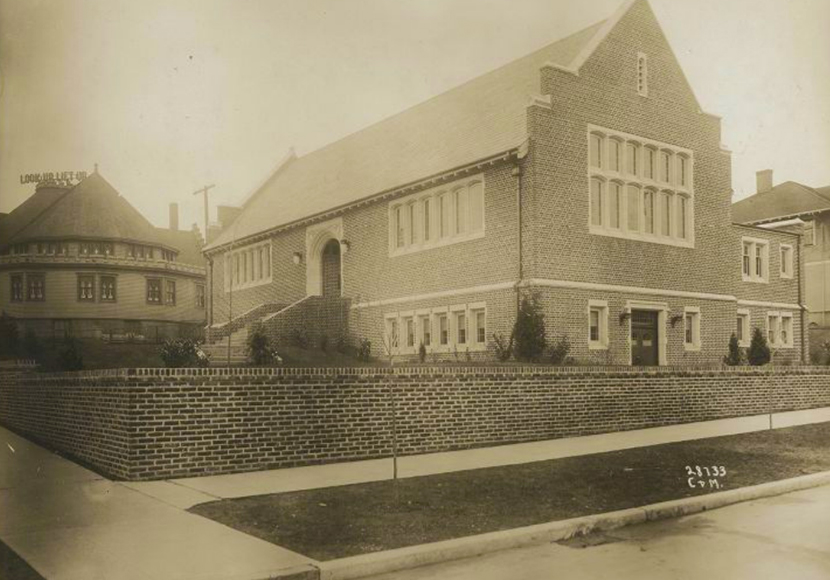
[{"x1": 310, "y1": 470, "x2": 830, "y2": 580}]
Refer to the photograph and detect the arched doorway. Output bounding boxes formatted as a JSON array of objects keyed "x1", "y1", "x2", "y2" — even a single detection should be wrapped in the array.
[{"x1": 321, "y1": 239, "x2": 341, "y2": 297}]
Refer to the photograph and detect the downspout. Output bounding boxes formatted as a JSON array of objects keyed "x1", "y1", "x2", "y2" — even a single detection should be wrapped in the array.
[
  {"x1": 514, "y1": 161, "x2": 523, "y2": 314},
  {"x1": 798, "y1": 233, "x2": 807, "y2": 364},
  {"x1": 207, "y1": 256, "x2": 214, "y2": 330}
]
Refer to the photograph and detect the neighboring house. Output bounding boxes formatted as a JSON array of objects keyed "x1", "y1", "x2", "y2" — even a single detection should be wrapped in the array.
[
  {"x1": 0, "y1": 172, "x2": 207, "y2": 341},
  {"x1": 203, "y1": 0, "x2": 805, "y2": 365},
  {"x1": 733, "y1": 170, "x2": 830, "y2": 329}
]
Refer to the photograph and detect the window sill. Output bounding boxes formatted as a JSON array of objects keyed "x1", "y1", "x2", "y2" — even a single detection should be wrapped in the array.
[
  {"x1": 588, "y1": 342, "x2": 609, "y2": 351},
  {"x1": 225, "y1": 277, "x2": 273, "y2": 293},
  {"x1": 589, "y1": 226, "x2": 694, "y2": 249},
  {"x1": 390, "y1": 230, "x2": 485, "y2": 258},
  {"x1": 741, "y1": 276, "x2": 769, "y2": 284},
  {"x1": 684, "y1": 344, "x2": 701, "y2": 352},
  {"x1": 780, "y1": 274, "x2": 793, "y2": 280}
]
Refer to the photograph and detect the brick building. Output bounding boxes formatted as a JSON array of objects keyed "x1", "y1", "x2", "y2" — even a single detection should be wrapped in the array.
[
  {"x1": 203, "y1": 0, "x2": 806, "y2": 365},
  {"x1": 733, "y1": 171, "x2": 830, "y2": 330},
  {"x1": 0, "y1": 172, "x2": 207, "y2": 340}
]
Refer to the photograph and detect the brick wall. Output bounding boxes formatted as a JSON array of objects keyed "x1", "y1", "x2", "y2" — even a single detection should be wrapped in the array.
[{"x1": 2, "y1": 366, "x2": 829, "y2": 481}]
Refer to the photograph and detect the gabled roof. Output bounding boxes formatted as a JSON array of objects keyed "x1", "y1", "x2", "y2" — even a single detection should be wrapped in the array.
[
  {"x1": 0, "y1": 173, "x2": 205, "y2": 267},
  {"x1": 205, "y1": 17, "x2": 611, "y2": 251},
  {"x1": 732, "y1": 181, "x2": 830, "y2": 225}
]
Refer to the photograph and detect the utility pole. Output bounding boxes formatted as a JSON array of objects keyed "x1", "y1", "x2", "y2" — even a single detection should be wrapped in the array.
[{"x1": 192, "y1": 184, "x2": 215, "y2": 243}]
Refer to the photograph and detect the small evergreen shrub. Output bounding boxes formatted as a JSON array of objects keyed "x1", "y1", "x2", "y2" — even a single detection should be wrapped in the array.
[
  {"x1": 513, "y1": 293, "x2": 547, "y2": 362},
  {"x1": 418, "y1": 342, "x2": 427, "y2": 363},
  {"x1": 492, "y1": 332, "x2": 513, "y2": 362},
  {"x1": 159, "y1": 338, "x2": 208, "y2": 368},
  {"x1": 318, "y1": 334, "x2": 329, "y2": 352},
  {"x1": 549, "y1": 336, "x2": 571, "y2": 365},
  {"x1": 247, "y1": 329, "x2": 273, "y2": 365},
  {"x1": 356, "y1": 339, "x2": 372, "y2": 362},
  {"x1": 335, "y1": 335, "x2": 349, "y2": 354},
  {"x1": 289, "y1": 328, "x2": 309, "y2": 349},
  {"x1": 56, "y1": 338, "x2": 84, "y2": 371},
  {"x1": 0, "y1": 312, "x2": 19, "y2": 357},
  {"x1": 21, "y1": 329, "x2": 43, "y2": 361},
  {"x1": 747, "y1": 327, "x2": 771, "y2": 366},
  {"x1": 723, "y1": 333, "x2": 743, "y2": 366}
]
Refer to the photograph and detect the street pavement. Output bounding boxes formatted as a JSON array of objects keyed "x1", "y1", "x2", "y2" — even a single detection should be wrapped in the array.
[{"x1": 367, "y1": 484, "x2": 830, "y2": 580}]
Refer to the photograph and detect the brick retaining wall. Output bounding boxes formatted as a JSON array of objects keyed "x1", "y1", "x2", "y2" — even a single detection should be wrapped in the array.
[{"x1": 1, "y1": 366, "x2": 829, "y2": 481}]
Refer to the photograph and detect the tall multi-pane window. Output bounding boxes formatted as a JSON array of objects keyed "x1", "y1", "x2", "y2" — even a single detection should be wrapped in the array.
[
  {"x1": 589, "y1": 127, "x2": 693, "y2": 246},
  {"x1": 405, "y1": 317, "x2": 415, "y2": 348},
  {"x1": 590, "y1": 178, "x2": 604, "y2": 227},
  {"x1": 408, "y1": 203, "x2": 417, "y2": 245},
  {"x1": 474, "y1": 310, "x2": 486, "y2": 344},
  {"x1": 78, "y1": 275, "x2": 95, "y2": 301},
  {"x1": 395, "y1": 206, "x2": 404, "y2": 248},
  {"x1": 225, "y1": 243, "x2": 271, "y2": 291},
  {"x1": 196, "y1": 284, "x2": 206, "y2": 308},
  {"x1": 440, "y1": 194, "x2": 451, "y2": 238},
  {"x1": 439, "y1": 314, "x2": 449, "y2": 345},
  {"x1": 780, "y1": 244, "x2": 793, "y2": 278},
  {"x1": 455, "y1": 188, "x2": 467, "y2": 234},
  {"x1": 27, "y1": 274, "x2": 45, "y2": 301},
  {"x1": 10, "y1": 275, "x2": 23, "y2": 302},
  {"x1": 422, "y1": 198, "x2": 431, "y2": 241},
  {"x1": 147, "y1": 279, "x2": 162, "y2": 303},
  {"x1": 742, "y1": 242, "x2": 751, "y2": 277},
  {"x1": 767, "y1": 314, "x2": 778, "y2": 345},
  {"x1": 469, "y1": 182, "x2": 484, "y2": 233},
  {"x1": 165, "y1": 280, "x2": 176, "y2": 305},
  {"x1": 456, "y1": 312, "x2": 466, "y2": 345},
  {"x1": 420, "y1": 315, "x2": 431, "y2": 346},
  {"x1": 100, "y1": 276, "x2": 116, "y2": 301}
]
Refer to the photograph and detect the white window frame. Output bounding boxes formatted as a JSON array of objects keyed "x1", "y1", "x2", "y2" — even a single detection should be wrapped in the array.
[
  {"x1": 400, "y1": 311, "x2": 416, "y2": 354},
  {"x1": 384, "y1": 313, "x2": 400, "y2": 355},
  {"x1": 766, "y1": 311, "x2": 794, "y2": 349},
  {"x1": 433, "y1": 307, "x2": 450, "y2": 351},
  {"x1": 683, "y1": 306, "x2": 701, "y2": 351},
  {"x1": 588, "y1": 299, "x2": 609, "y2": 350},
  {"x1": 741, "y1": 237, "x2": 769, "y2": 283},
  {"x1": 389, "y1": 175, "x2": 485, "y2": 257},
  {"x1": 588, "y1": 125, "x2": 694, "y2": 248},
  {"x1": 736, "y1": 309, "x2": 750, "y2": 348},
  {"x1": 224, "y1": 240, "x2": 272, "y2": 292},
  {"x1": 780, "y1": 243, "x2": 793, "y2": 279},
  {"x1": 468, "y1": 301, "x2": 487, "y2": 351},
  {"x1": 804, "y1": 221, "x2": 815, "y2": 246}
]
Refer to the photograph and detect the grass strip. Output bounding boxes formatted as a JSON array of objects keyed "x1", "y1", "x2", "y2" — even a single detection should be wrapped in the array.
[{"x1": 190, "y1": 422, "x2": 830, "y2": 560}]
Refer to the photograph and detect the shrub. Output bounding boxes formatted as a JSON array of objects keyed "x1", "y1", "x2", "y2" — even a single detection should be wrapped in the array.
[
  {"x1": 549, "y1": 336, "x2": 571, "y2": 365},
  {"x1": 335, "y1": 335, "x2": 349, "y2": 354},
  {"x1": 356, "y1": 339, "x2": 372, "y2": 362},
  {"x1": 247, "y1": 328, "x2": 273, "y2": 365},
  {"x1": 747, "y1": 327, "x2": 771, "y2": 366},
  {"x1": 290, "y1": 328, "x2": 309, "y2": 349},
  {"x1": 159, "y1": 338, "x2": 208, "y2": 368},
  {"x1": 492, "y1": 332, "x2": 513, "y2": 362},
  {"x1": 418, "y1": 342, "x2": 427, "y2": 363},
  {"x1": 56, "y1": 338, "x2": 84, "y2": 371},
  {"x1": 513, "y1": 293, "x2": 546, "y2": 362},
  {"x1": 0, "y1": 312, "x2": 19, "y2": 357},
  {"x1": 318, "y1": 334, "x2": 329, "y2": 352},
  {"x1": 21, "y1": 329, "x2": 43, "y2": 361},
  {"x1": 723, "y1": 333, "x2": 743, "y2": 366}
]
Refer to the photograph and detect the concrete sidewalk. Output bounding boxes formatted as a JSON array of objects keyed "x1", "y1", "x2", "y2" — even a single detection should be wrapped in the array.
[
  {"x1": 0, "y1": 427, "x2": 316, "y2": 580},
  {"x1": 140, "y1": 406, "x2": 830, "y2": 504}
]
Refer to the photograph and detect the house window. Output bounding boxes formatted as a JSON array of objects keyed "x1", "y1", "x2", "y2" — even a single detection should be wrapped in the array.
[
  {"x1": 637, "y1": 52, "x2": 648, "y2": 96},
  {"x1": 590, "y1": 178, "x2": 604, "y2": 227},
  {"x1": 196, "y1": 284, "x2": 206, "y2": 308},
  {"x1": 780, "y1": 244, "x2": 793, "y2": 278},
  {"x1": 473, "y1": 309, "x2": 486, "y2": 345},
  {"x1": 737, "y1": 310, "x2": 750, "y2": 347},
  {"x1": 588, "y1": 301, "x2": 608, "y2": 349},
  {"x1": 403, "y1": 316, "x2": 415, "y2": 348},
  {"x1": 742, "y1": 238, "x2": 768, "y2": 283},
  {"x1": 27, "y1": 274, "x2": 45, "y2": 301},
  {"x1": 146, "y1": 278, "x2": 162, "y2": 304},
  {"x1": 78, "y1": 275, "x2": 95, "y2": 301},
  {"x1": 609, "y1": 182, "x2": 622, "y2": 229},
  {"x1": 643, "y1": 189, "x2": 655, "y2": 234},
  {"x1": 589, "y1": 126, "x2": 693, "y2": 246},
  {"x1": 684, "y1": 307, "x2": 701, "y2": 351},
  {"x1": 767, "y1": 312, "x2": 794, "y2": 348},
  {"x1": 609, "y1": 138, "x2": 622, "y2": 173},
  {"x1": 100, "y1": 276, "x2": 116, "y2": 301},
  {"x1": 385, "y1": 317, "x2": 399, "y2": 351},
  {"x1": 590, "y1": 133, "x2": 604, "y2": 169},
  {"x1": 455, "y1": 189, "x2": 467, "y2": 234},
  {"x1": 422, "y1": 198, "x2": 431, "y2": 241},
  {"x1": 389, "y1": 176, "x2": 485, "y2": 256},
  {"x1": 225, "y1": 242, "x2": 272, "y2": 291},
  {"x1": 10, "y1": 275, "x2": 23, "y2": 302},
  {"x1": 438, "y1": 314, "x2": 449, "y2": 346},
  {"x1": 165, "y1": 280, "x2": 176, "y2": 305},
  {"x1": 456, "y1": 312, "x2": 467, "y2": 345},
  {"x1": 420, "y1": 315, "x2": 431, "y2": 346},
  {"x1": 626, "y1": 143, "x2": 639, "y2": 176}
]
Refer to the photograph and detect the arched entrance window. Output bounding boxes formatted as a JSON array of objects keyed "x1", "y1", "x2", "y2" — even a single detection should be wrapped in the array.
[{"x1": 321, "y1": 239, "x2": 341, "y2": 297}]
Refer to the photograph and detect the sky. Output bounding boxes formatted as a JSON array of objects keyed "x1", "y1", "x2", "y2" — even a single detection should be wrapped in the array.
[{"x1": 1, "y1": 0, "x2": 829, "y2": 232}]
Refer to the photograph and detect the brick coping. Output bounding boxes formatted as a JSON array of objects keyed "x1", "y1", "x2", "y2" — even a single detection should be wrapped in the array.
[{"x1": 8, "y1": 364, "x2": 830, "y2": 381}]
